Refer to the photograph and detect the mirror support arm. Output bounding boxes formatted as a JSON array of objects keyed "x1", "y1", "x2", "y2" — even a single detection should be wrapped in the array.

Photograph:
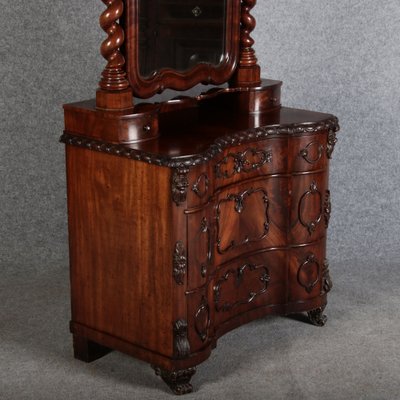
[
  {"x1": 96, "y1": 0, "x2": 133, "y2": 110},
  {"x1": 230, "y1": 0, "x2": 262, "y2": 87}
]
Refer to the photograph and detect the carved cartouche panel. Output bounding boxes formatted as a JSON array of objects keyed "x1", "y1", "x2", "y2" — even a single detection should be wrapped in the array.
[
  {"x1": 214, "y1": 263, "x2": 270, "y2": 312},
  {"x1": 216, "y1": 187, "x2": 270, "y2": 254},
  {"x1": 298, "y1": 181, "x2": 323, "y2": 235},
  {"x1": 297, "y1": 254, "x2": 320, "y2": 294},
  {"x1": 215, "y1": 148, "x2": 272, "y2": 179}
]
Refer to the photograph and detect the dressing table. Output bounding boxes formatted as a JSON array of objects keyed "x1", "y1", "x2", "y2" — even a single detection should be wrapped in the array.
[{"x1": 61, "y1": 0, "x2": 339, "y2": 394}]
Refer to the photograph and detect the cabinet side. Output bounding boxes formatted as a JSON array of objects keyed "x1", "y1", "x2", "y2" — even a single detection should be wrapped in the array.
[{"x1": 66, "y1": 146, "x2": 174, "y2": 358}]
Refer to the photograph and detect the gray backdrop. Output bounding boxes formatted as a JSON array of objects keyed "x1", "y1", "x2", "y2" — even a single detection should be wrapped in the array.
[{"x1": 1, "y1": 1, "x2": 399, "y2": 399}]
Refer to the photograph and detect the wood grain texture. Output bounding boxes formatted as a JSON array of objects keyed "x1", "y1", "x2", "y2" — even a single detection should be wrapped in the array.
[{"x1": 66, "y1": 147, "x2": 174, "y2": 357}]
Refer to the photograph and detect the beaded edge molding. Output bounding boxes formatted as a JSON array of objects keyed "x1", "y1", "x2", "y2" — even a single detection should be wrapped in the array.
[{"x1": 60, "y1": 117, "x2": 339, "y2": 169}]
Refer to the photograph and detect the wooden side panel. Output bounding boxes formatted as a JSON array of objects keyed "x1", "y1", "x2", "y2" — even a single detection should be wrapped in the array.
[{"x1": 66, "y1": 146, "x2": 174, "y2": 357}]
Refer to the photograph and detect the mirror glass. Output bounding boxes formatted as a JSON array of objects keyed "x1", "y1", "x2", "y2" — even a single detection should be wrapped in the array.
[{"x1": 138, "y1": 0, "x2": 226, "y2": 78}]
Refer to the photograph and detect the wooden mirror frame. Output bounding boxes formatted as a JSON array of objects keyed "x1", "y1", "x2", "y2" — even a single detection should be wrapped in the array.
[
  {"x1": 96, "y1": 0, "x2": 262, "y2": 110},
  {"x1": 125, "y1": 0, "x2": 241, "y2": 99}
]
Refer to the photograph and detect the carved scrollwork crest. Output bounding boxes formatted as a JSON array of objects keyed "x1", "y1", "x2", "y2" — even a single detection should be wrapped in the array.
[
  {"x1": 216, "y1": 188, "x2": 270, "y2": 254},
  {"x1": 298, "y1": 181, "x2": 323, "y2": 235},
  {"x1": 215, "y1": 148, "x2": 272, "y2": 179},
  {"x1": 173, "y1": 319, "x2": 190, "y2": 359},
  {"x1": 297, "y1": 254, "x2": 320, "y2": 294},
  {"x1": 172, "y1": 167, "x2": 190, "y2": 206},
  {"x1": 173, "y1": 241, "x2": 187, "y2": 285}
]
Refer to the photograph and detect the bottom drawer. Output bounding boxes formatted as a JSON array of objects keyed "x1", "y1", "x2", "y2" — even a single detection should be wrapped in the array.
[{"x1": 211, "y1": 251, "x2": 287, "y2": 326}]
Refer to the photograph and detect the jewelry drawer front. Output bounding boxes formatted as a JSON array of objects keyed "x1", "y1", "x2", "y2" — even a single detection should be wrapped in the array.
[
  {"x1": 212, "y1": 138, "x2": 286, "y2": 191},
  {"x1": 289, "y1": 171, "x2": 330, "y2": 244},
  {"x1": 288, "y1": 238, "x2": 329, "y2": 302},
  {"x1": 211, "y1": 251, "x2": 287, "y2": 327},
  {"x1": 213, "y1": 176, "x2": 287, "y2": 266},
  {"x1": 289, "y1": 132, "x2": 328, "y2": 173}
]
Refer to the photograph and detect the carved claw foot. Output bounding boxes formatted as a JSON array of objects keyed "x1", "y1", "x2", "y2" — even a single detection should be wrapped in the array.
[
  {"x1": 152, "y1": 366, "x2": 196, "y2": 395},
  {"x1": 307, "y1": 307, "x2": 327, "y2": 326}
]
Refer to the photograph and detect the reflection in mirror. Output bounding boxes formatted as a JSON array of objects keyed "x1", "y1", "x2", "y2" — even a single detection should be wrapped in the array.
[{"x1": 138, "y1": 0, "x2": 226, "y2": 78}]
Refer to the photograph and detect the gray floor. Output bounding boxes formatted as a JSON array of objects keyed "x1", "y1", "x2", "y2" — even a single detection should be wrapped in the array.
[{"x1": 1, "y1": 258, "x2": 399, "y2": 400}]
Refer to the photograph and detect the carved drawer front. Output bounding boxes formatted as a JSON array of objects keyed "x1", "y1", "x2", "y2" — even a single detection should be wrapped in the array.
[
  {"x1": 288, "y1": 238, "x2": 330, "y2": 302},
  {"x1": 213, "y1": 177, "x2": 287, "y2": 265},
  {"x1": 289, "y1": 133, "x2": 328, "y2": 173},
  {"x1": 212, "y1": 251, "x2": 287, "y2": 326},
  {"x1": 213, "y1": 138, "x2": 286, "y2": 190},
  {"x1": 187, "y1": 288, "x2": 214, "y2": 353},
  {"x1": 187, "y1": 204, "x2": 214, "y2": 290},
  {"x1": 289, "y1": 171, "x2": 330, "y2": 245}
]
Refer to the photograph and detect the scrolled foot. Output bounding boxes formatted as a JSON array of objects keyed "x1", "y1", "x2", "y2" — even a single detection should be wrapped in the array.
[
  {"x1": 307, "y1": 307, "x2": 327, "y2": 327},
  {"x1": 152, "y1": 366, "x2": 196, "y2": 395}
]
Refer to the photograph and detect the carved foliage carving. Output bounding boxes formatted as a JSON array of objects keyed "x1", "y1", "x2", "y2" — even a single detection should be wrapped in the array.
[
  {"x1": 327, "y1": 129, "x2": 338, "y2": 159},
  {"x1": 173, "y1": 241, "x2": 187, "y2": 285},
  {"x1": 324, "y1": 190, "x2": 331, "y2": 229},
  {"x1": 99, "y1": 0, "x2": 129, "y2": 91},
  {"x1": 215, "y1": 148, "x2": 272, "y2": 179},
  {"x1": 173, "y1": 319, "x2": 190, "y2": 359},
  {"x1": 172, "y1": 167, "x2": 189, "y2": 206},
  {"x1": 297, "y1": 254, "x2": 320, "y2": 294},
  {"x1": 214, "y1": 263, "x2": 270, "y2": 312},
  {"x1": 298, "y1": 181, "x2": 323, "y2": 235},
  {"x1": 192, "y1": 173, "x2": 209, "y2": 198},
  {"x1": 216, "y1": 188, "x2": 269, "y2": 254},
  {"x1": 300, "y1": 141, "x2": 324, "y2": 164},
  {"x1": 194, "y1": 296, "x2": 211, "y2": 342}
]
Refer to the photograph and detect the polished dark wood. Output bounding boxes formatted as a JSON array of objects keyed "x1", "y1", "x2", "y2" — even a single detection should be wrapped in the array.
[
  {"x1": 63, "y1": 105, "x2": 339, "y2": 393},
  {"x1": 63, "y1": 0, "x2": 339, "y2": 395}
]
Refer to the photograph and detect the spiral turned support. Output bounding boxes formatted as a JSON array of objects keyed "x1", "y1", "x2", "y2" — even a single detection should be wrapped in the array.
[
  {"x1": 99, "y1": 0, "x2": 129, "y2": 91},
  {"x1": 230, "y1": 0, "x2": 261, "y2": 87}
]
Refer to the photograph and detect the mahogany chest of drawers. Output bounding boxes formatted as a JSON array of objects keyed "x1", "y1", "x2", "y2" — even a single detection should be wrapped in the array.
[{"x1": 61, "y1": 99, "x2": 339, "y2": 394}]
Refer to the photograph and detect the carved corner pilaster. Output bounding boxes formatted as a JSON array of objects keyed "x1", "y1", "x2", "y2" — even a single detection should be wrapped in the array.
[
  {"x1": 321, "y1": 259, "x2": 333, "y2": 295},
  {"x1": 324, "y1": 190, "x2": 332, "y2": 229},
  {"x1": 173, "y1": 241, "x2": 187, "y2": 285},
  {"x1": 153, "y1": 366, "x2": 196, "y2": 395},
  {"x1": 172, "y1": 167, "x2": 190, "y2": 206},
  {"x1": 326, "y1": 129, "x2": 338, "y2": 159},
  {"x1": 173, "y1": 319, "x2": 190, "y2": 359}
]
